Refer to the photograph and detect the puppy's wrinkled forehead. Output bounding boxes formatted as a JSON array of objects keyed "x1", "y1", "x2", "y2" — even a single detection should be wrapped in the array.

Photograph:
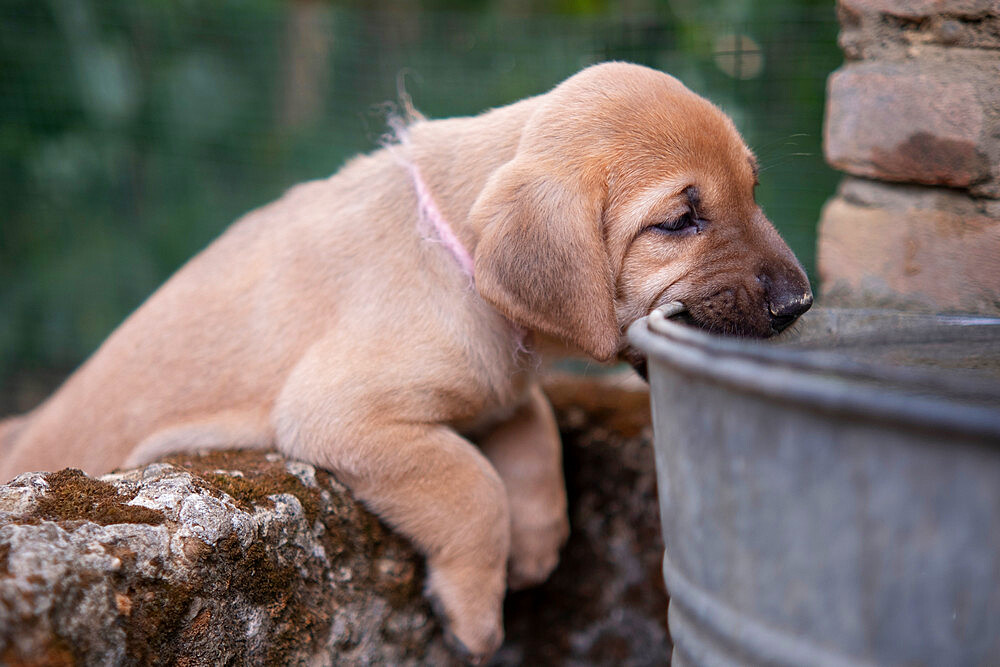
[{"x1": 528, "y1": 63, "x2": 757, "y2": 197}]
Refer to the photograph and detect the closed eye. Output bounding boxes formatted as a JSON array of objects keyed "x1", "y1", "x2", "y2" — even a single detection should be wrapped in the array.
[{"x1": 651, "y1": 212, "x2": 701, "y2": 235}]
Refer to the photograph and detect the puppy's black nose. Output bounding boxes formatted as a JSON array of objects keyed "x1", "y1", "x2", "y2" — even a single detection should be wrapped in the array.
[
  {"x1": 768, "y1": 289, "x2": 812, "y2": 332},
  {"x1": 759, "y1": 267, "x2": 813, "y2": 333}
]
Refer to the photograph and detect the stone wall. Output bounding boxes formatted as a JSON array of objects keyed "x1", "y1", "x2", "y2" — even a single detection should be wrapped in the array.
[{"x1": 819, "y1": 0, "x2": 1000, "y2": 314}]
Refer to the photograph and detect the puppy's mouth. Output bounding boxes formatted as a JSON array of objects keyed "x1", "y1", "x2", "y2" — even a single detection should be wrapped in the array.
[
  {"x1": 621, "y1": 345, "x2": 649, "y2": 381},
  {"x1": 623, "y1": 297, "x2": 809, "y2": 380},
  {"x1": 622, "y1": 301, "x2": 689, "y2": 381}
]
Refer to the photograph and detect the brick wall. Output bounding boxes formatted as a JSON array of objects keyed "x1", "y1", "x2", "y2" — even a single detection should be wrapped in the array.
[{"x1": 818, "y1": 0, "x2": 1000, "y2": 314}]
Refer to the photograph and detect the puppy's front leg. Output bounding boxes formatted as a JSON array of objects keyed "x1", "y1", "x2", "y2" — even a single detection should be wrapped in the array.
[
  {"x1": 357, "y1": 426, "x2": 509, "y2": 659},
  {"x1": 479, "y1": 384, "x2": 569, "y2": 590},
  {"x1": 274, "y1": 369, "x2": 509, "y2": 661}
]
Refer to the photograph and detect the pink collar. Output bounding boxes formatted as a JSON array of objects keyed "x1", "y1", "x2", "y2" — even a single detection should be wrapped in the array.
[
  {"x1": 390, "y1": 120, "x2": 475, "y2": 282},
  {"x1": 406, "y1": 161, "x2": 476, "y2": 281}
]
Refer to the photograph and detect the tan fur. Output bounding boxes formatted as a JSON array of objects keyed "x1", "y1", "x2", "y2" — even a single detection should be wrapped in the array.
[{"x1": 0, "y1": 62, "x2": 810, "y2": 661}]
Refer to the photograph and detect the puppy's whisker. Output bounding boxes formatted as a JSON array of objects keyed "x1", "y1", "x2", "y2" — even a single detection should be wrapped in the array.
[
  {"x1": 761, "y1": 152, "x2": 814, "y2": 162},
  {"x1": 758, "y1": 147, "x2": 805, "y2": 162},
  {"x1": 758, "y1": 153, "x2": 814, "y2": 172},
  {"x1": 754, "y1": 132, "x2": 811, "y2": 153}
]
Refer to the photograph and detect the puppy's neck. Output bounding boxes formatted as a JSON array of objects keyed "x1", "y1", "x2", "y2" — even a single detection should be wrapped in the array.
[{"x1": 402, "y1": 97, "x2": 541, "y2": 253}]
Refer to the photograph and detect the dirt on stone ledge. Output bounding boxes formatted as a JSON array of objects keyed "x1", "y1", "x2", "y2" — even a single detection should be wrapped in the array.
[
  {"x1": 0, "y1": 451, "x2": 454, "y2": 666},
  {"x1": 160, "y1": 449, "x2": 326, "y2": 522},
  {"x1": 34, "y1": 469, "x2": 166, "y2": 526}
]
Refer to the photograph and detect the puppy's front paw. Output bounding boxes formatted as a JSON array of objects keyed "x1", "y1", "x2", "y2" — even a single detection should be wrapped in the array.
[
  {"x1": 426, "y1": 559, "x2": 505, "y2": 664},
  {"x1": 507, "y1": 513, "x2": 569, "y2": 590}
]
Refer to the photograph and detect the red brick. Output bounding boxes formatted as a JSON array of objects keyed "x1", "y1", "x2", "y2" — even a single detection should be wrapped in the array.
[
  {"x1": 825, "y1": 62, "x2": 994, "y2": 189},
  {"x1": 818, "y1": 195, "x2": 1000, "y2": 314},
  {"x1": 840, "y1": 0, "x2": 1000, "y2": 20},
  {"x1": 837, "y1": 1, "x2": 1000, "y2": 56}
]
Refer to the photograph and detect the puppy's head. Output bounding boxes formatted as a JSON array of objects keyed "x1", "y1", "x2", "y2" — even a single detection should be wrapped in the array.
[{"x1": 470, "y1": 62, "x2": 812, "y2": 363}]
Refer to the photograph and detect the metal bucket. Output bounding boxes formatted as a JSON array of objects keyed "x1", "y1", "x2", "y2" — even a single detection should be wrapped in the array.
[{"x1": 627, "y1": 307, "x2": 1000, "y2": 667}]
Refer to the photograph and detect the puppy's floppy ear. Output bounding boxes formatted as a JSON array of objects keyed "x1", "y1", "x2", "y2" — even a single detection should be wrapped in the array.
[{"x1": 470, "y1": 161, "x2": 619, "y2": 361}]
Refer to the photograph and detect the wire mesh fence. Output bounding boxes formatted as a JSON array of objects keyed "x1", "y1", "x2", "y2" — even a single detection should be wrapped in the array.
[{"x1": 0, "y1": 0, "x2": 841, "y2": 384}]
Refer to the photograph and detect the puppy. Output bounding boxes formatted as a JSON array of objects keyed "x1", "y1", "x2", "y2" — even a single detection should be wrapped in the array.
[{"x1": 0, "y1": 62, "x2": 811, "y2": 661}]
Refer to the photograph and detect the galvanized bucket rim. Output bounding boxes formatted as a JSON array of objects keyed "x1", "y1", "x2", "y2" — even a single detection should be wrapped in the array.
[{"x1": 628, "y1": 307, "x2": 1000, "y2": 443}]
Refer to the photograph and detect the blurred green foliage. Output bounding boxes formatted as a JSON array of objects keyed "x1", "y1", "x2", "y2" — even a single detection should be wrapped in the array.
[{"x1": 0, "y1": 0, "x2": 841, "y2": 382}]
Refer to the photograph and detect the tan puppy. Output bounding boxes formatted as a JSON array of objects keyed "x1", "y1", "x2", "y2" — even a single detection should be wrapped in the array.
[{"x1": 0, "y1": 62, "x2": 811, "y2": 661}]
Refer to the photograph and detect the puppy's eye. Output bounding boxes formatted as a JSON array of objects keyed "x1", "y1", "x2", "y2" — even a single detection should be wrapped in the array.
[{"x1": 652, "y1": 212, "x2": 698, "y2": 234}]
